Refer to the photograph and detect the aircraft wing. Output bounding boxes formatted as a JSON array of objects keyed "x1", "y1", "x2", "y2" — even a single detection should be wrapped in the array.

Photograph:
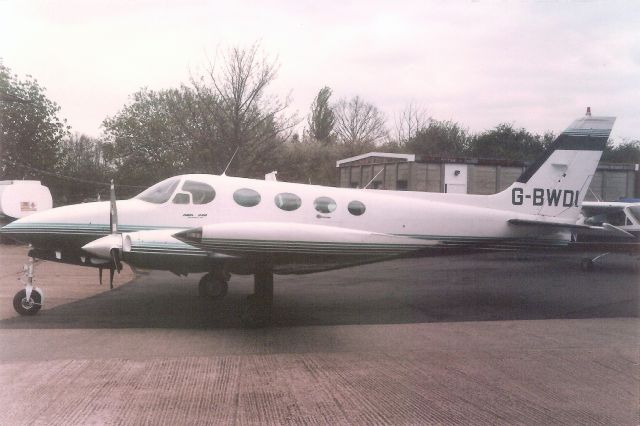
[
  {"x1": 80, "y1": 224, "x2": 435, "y2": 276},
  {"x1": 174, "y1": 222, "x2": 436, "y2": 261},
  {"x1": 508, "y1": 218, "x2": 635, "y2": 239}
]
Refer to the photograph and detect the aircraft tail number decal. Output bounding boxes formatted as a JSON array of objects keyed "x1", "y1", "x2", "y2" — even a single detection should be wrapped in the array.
[{"x1": 511, "y1": 188, "x2": 579, "y2": 207}]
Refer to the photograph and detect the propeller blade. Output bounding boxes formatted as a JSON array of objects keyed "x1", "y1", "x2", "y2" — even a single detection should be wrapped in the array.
[
  {"x1": 99, "y1": 267, "x2": 103, "y2": 285},
  {"x1": 110, "y1": 179, "x2": 118, "y2": 234},
  {"x1": 109, "y1": 268, "x2": 115, "y2": 290},
  {"x1": 110, "y1": 248, "x2": 123, "y2": 273}
]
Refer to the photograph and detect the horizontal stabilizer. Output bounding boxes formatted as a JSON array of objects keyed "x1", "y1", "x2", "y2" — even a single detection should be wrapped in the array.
[{"x1": 601, "y1": 223, "x2": 636, "y2": 238}]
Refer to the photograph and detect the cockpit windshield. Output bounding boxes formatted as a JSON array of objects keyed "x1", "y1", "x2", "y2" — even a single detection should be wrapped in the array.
[{"x1": 134, "y1": 178, "x2": 180, "y2": 204}]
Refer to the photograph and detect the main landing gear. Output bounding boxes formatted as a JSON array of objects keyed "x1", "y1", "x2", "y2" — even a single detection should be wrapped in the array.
[
  {"x1": 240, "y1": 269, "x2": 274, "y2": 328},
  {"x1": 198, "y1": 267, "x2": 274, "y2": 328},
  {"x1": 581, "y1": 253, "x2": 609, "y2": 272},
  {"x1": 13, "y1": 256, "x2": 44, "y2": 316},
  {"x1": 198, "y1": 270, "x2": 229, "y2": 299}
]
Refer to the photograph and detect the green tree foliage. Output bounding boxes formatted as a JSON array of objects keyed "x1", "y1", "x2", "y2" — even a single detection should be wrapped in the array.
[
  {"x1": 307, "y1": 86, "x2": 335, "y2": 143},
  {"x1": 279, "y1": 140, "x2": 342, "y2": 186},
  {"x1": 5, "y1": 56, "x2": 640, "y2": 202},
  {"x1": 102, "y1": 87, "x2": 198, "y2": 190},
  {"x1": 280, "y1": 94, "x2": 393, "y2": 186},
  {"x1": 56, "y1": 133, "x2": 111, "y2": 203},
  {"x1": 0, "y1": 63, "x2": 69, "y2": 181},
  {"x1": 405, "y1": 119, "x2": 470, "y2": 158},
  {"x1": 602, "y1": 140, "x2": 640, "y2": 163},
  {"x1": 469, "y1": 124, "x2": 553, "y2": 161}
]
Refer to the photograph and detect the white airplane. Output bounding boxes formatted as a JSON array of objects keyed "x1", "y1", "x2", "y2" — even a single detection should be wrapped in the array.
[
  {"x1": 0, "y1": 111, "x2": 621, "y2": 326},
  {"x1": 579, "y1": 201, "x2": 640, "y2": 238},
  {"x1": 573, "y1": 200, "x2": 640, "y2": 270}
]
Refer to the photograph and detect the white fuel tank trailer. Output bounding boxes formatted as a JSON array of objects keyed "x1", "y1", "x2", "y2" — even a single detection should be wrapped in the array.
[{"x1": 0, "y1": 180, "x2": 53, "y2": 220}]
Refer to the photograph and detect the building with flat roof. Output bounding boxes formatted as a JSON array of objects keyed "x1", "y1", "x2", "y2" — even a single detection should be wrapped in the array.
[{"x1": 336, "y1": 152, "x2": 639, "y2": 201}]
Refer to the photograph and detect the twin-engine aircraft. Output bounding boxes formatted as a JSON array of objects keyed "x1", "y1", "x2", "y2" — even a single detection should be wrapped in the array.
[{"x1": 1, "y1": 112, "x2": 622, "y2": 326}]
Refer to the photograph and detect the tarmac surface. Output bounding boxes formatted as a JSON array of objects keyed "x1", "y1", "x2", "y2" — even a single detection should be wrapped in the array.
[{"x1": 0, "y1": 244, "x2": 638, "y2": 425}]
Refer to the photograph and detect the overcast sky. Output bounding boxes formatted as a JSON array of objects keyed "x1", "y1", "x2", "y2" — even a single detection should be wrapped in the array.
[{"x1": 1, "y1": 0, "x2": 639, "y2": 141}]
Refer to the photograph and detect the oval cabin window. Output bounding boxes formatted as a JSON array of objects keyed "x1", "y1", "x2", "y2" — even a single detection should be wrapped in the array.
[
  {"x1": 348, "y1": 200, "x2": 366, "y2": 216},
  {"x1": 314, "y1": 196, "x2": 337, "y2": 214},
  {"x1": 275, "y1": 193, "x2": 301, "y2": 211},
  {"x1": 233, "y1": 188, "x2": 261, "y2": 207}
]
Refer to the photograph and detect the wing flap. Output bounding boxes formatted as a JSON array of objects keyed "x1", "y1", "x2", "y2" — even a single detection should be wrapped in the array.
[{"x1": 508, "y1": 218, "x2": 635, "y2": 238}]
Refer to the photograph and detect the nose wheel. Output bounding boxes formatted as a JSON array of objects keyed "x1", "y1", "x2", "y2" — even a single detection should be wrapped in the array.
[
  {"x1": 13, "y1": 288, "x2": 43, "y2": 316},
  {"x1": 13, "y1": 255, "x2": 45, "y2": 316}
]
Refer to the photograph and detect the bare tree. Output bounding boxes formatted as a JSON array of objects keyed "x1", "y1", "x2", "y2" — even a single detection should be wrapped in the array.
[
  {"x1": 334, "y1": 96, "x2": 387, "y2": 147},
  {"x1": 191, "y1": 44, "x2": 298, "y2": 176},
  {"x1": 394, "y1": 102, "x2": 430, "y2": 145}
]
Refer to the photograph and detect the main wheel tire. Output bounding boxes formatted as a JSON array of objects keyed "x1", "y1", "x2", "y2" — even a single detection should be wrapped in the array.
[
  {"x1": 240, "y1": 295, "x2": 271, "y2": 328},
  {"x1": 198, "y1": 273, "x2": 228, "y2": 299},
  {"x1": 13, "y1": 289, "x2": 42, "y2": 316}
]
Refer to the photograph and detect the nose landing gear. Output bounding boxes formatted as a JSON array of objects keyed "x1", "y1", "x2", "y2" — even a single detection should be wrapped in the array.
[
  {"x1": 13, "y1": 288, "x2": 43, "y2": 315},
  {"x1": 13, "y1": 256, "x2": 44, "y2": 316}
]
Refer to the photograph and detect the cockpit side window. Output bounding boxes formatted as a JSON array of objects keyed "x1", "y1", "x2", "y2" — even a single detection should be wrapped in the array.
[
  {"x1": 182, "y1": 180, "x2": 216, "y2": 204},
  {"x1": 607, "y1": 210, "x2": 627, "y2": 226},
  {"x1": 135, "y1": 178, "x2": 180, "y2": 204},
  {"x1": 585, "y1": 211, "x2": 626, "y2": 226},
  {"x1": 173, "y1": 193, "x2": 190, "y2": 204}
]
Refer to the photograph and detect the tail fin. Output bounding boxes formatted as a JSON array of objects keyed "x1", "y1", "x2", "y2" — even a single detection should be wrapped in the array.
[{"x1": 493, "y1": 111, "x2": 615, "y2": 220}]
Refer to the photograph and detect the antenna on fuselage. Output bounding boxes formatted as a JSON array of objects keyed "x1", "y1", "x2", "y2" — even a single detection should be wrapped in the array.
[
  {"x1": 363, "y1": 168, "x2": 384, "y2": 190},
  {"x1": 222, "y1": 147, "x2": 240, "y2": 176}
]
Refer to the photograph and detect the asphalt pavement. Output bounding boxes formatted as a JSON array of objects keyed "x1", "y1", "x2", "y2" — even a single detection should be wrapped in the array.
[{"x1": 0, "y1": 245, "x2": 638, "y2": 425}]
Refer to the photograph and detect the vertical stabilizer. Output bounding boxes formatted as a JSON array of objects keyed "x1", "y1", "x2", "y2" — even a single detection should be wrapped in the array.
[{"x1": 491, "y1": 111, "x2": 615, "y2": 220}]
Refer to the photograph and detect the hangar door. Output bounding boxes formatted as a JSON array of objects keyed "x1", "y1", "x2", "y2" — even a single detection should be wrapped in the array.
[{"x1": 444, "y1": 164, "x2": 468, "y2": 194}]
